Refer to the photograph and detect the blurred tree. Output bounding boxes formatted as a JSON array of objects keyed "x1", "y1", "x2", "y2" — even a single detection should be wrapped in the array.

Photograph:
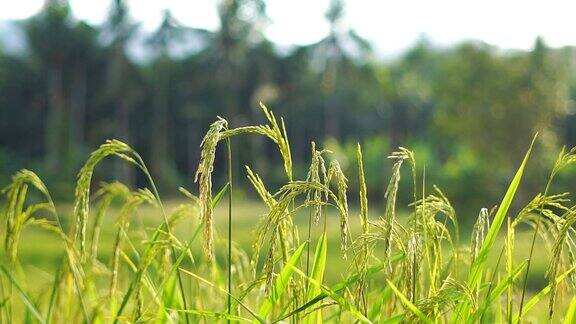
[
  {"x1": 146, "y1": 10, "x2": 187, "y2": 190},
  {"x1": 25, "y1": 0, "x2": 75, "y2": 172},
  {"x1": 0, "y1": 52, "x2": 43, "y2": 170},
  {"x1": 305, "y1": 0, "x2": 373, "y2": 139},
  {"x1": 381, "y1": 38, "x2": 436, "y2": 149},
  {"x1": 434, "y1": 40, "x2": 568, "y2": 164},
  {"x1": 1, "y1": 0, "x2": 575, "y2": 211},
  {"x1": 101, "y1": 0, "x2": 142, "y2": 185},
  {"x1": 67, "y1": 21, "x2": 98, "y2": 156}
]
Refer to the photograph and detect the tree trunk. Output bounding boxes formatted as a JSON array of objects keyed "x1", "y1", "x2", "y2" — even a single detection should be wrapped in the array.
[
  {"x1": 69, "y1": 63, "x2": 86, "y2": 150},
  {"x1": 150, "y1": 60, "x2": 175, "y2": 189},
  {"x1": 46, "y1": 62, "x2": 64, "y2": 172}
]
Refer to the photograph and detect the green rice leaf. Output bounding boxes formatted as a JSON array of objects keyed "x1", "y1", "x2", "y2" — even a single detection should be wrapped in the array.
[
  {"x1": 564, "y1": 296, "x2": 576, "y2": 324},
  {"x1": 276, "y1": 253, "x2": 405, "y2": 322},
  {"x1": 513, "y1": 265, "x2": 576, "y2": 323},
  {"x1": 467, "y1": 135, "x2": 536, "y2": 288},
  {"x1": 0, "y1": 264, "x2": 45, "y2": 324},
  {"x1": 212, "y1": 182, "x2": 230, "y2": 209},
  {"x1": 258, "y1": 242, "x2": 308, "y2": 319},
  {"x1": 45, "y1": 261, "x2": 63, "y2": 324},
  {"x1": 304, "y1": 232, "x2": 328, "y2": 322},
  {"x1": 386, "y1": 279, "x2": 432, "y2": 324},
  {"x1": 288, "y1": 264, "x2": 371, "y2": 323},
  {"x1": 170, "y1": 308, "x2": 252, "y2": 322}
]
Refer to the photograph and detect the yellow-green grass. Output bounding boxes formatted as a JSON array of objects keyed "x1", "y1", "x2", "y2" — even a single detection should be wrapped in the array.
[{"x1": 12, "y1": 199, "x2": 568, "y2": 322}]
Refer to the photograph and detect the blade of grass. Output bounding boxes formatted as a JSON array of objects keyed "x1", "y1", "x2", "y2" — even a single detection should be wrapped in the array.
[
  {"x1": 258, "y1": 242, "x2": 308, "y2": 320},
  {"x1": 178, "y1": 267, "x2": 264, "y2": 323},
  {"x1": 367, "y1": 283, "x2": 393, "y2": 321},
  {"x1": 512, "y1": 265, "x2": 576, "y2": 323},
  {"x1": 467, "y1": 135, "x2": 536, "y2": 287},
  {"x1": 276, "y1": 253, "x2": 405, "y2": 322},
  {"x1": 45, "y1": 261, "x2": 63, "y2": 324},
  {"x1": 471, "y1": 260, "x2": 527, "y2": 322},
  {"x1": 304, "y1": 231, "x2": 327, "y2": 322},
  {"x1": 288, "y1": 264, "x2": 371, "y2": 323},
  {"x1": 386, "y1": 279, "x2": 432, "y2": 324},
  {"x1": 169, "y1": 308, "x2": 252, "y2": 322},
  {"x1": 564, "y1": 296, "x2": 576, "y2": 324},
  {"x1": 0, "y1": 264, "x2": 44, "y2": 324},
  {"x1": 212, "y1": 183, "x2": 230, "y2": 209}
]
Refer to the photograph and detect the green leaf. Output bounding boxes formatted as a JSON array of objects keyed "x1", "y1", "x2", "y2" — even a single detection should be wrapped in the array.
[
  {"x1": 512, "y1": 265, "x2": 576, "y2": 323},
  {"x1": 212, "y1": 182, "x2": 230, "y2": 209},
  {"x1": 386, "y1": 279, "x2": 432, "y2": 324},
  {"x1": 564, "y1": 296, "x2": 576, "y2": 324},
  {"x1": 304, "y1": 232, "x2": 327, "y2": 323},
  {"x1": 257, "y1": 242, "x2": 308, "y2": 320},
  {"x1": 45, "y1": 261, "x2": 63, "y2": 324},
  {"x1": 288, "y1": 264, "x2": 371, "y2": 323},
  {"x1": 368, "y1": 284, "x2": 393, "y2": 321},
  {"x1": 307, "y1": 232, "x2": 327, "y2": 299},
  {"x1": 467, "y1": 135, "x2": 536, "y2": 288},
  {"x1": 0, "y1": 264, "x2": 45, "y2": 324},
  {"x1": 276, "y1": 253, "x2": 405, "y2": 322},
  {"x1": 470, "y1": 260, "x2": 527, "y2": 322},
  {"x1": 169, "y1": 308, "x2": 252, "y2": 322}
]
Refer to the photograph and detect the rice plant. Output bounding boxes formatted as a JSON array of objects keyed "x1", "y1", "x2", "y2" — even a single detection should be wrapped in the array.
[{"x1": 1, "y1": 104, "x2": 576, "y2": 323}]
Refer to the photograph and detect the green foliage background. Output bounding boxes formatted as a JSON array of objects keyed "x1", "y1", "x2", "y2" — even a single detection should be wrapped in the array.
[{"x1": 1, "y1": 0, "x2": 576, "y2": 219}]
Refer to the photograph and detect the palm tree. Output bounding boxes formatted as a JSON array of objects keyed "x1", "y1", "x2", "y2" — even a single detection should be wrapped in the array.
[
  {"x1": 68, "y1": 21, "x2": 98, "y2": 154},
  {"x1": 146, "y1": 10, "x2": 189, "y2": 189},
  {"x1": 305, "y1": 0, "x2": 372, "y2": 139},
  {"x1": 101, "y1": 0, "x2": 142, "y2": 184},
  {"x1": 25, "y1": 0, "x2": 75, "y2": 172}
]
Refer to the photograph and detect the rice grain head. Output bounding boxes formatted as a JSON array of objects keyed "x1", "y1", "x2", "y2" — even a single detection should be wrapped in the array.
[
  {"x1": 2, "y1": 169, "x2": 58, "y2": 264},
  {"x1": 327, "y1": 160, "x2": 350, "y2": 258},
  {"x1": 195, "y1": 118, "x2": 228, "y2": 261},
  {"x1": 73, "y1": 140, "x2": 141, "y2": 261}
]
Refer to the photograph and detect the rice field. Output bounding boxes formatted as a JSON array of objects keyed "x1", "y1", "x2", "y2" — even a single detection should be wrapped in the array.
[{"x1": 1, "y1": 104, "x2": 576, "y2": 323}]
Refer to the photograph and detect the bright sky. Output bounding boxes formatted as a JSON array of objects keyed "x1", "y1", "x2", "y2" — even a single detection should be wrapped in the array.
[{"x1": 1, "y1": 0, "x2": 576, "y2": 56}]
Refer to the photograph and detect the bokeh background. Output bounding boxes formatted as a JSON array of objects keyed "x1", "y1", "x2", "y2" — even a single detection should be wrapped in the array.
[{"x1": 1, "y1": 0, "x2": 576, "y2": 225}]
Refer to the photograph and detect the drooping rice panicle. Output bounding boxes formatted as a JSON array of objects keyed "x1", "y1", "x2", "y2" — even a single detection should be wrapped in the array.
[
  {"x1": 355, "y1": 143, "x2": 370, "y2": 313},
  {"x1": 2, "y1": 169, "x2": 59, "y2": 264},
  {"x1": 327, "y1": 160, "x2": 349, "y2": 258},
  {"x1": 195, "y1": 118, "x2": 227, "y2": 261},
  {"x1": 72, "y1": 140, "x2": 142, "y2": 261}
]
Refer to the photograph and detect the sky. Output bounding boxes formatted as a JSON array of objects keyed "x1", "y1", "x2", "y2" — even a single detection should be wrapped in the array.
[{"x1": 1, "y1": 0, "x2": 576, "y2": 57}]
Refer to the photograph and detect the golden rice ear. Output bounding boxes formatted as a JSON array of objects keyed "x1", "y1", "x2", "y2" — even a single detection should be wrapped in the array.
[
  {"x1": 328, "y1": 160, "x2": 349, "y2": 259},
  {"x1": 259, "y1": 102, "x2": 293, "y2": 181},
  {"x1": 548, "y1": 209, "x2": 576, "y2": 319},
  {"x1": 354, "y1": 143, "x2": 370, "y2": 311},
  {"x1": 245, "y1": 166, "x2": 276, "y2": 207},
  {"x1": 221, "y1": 103, "x2": 293, "y2": 181},
  {"x1": 108, "y1": 187, "x2": 155, "y2": 312},
  {"x1": 470, "y1": 208, "x2": 490, "y2": 265},
  {"x1": 380, "y1": 147, "x2": 414, "y2": 262},
  {"x1": 2, "y1": 169, "x2": 58, "y2": 265},
  {"x1": 195, "y1": 118, "x2": 228, "y2": 261},
  {"x1": 73, "y1": 140, "x2": 142, "y2": 262},
  {"x1": 305, "y1": 142, "x2": 329, "y2": 225}
]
